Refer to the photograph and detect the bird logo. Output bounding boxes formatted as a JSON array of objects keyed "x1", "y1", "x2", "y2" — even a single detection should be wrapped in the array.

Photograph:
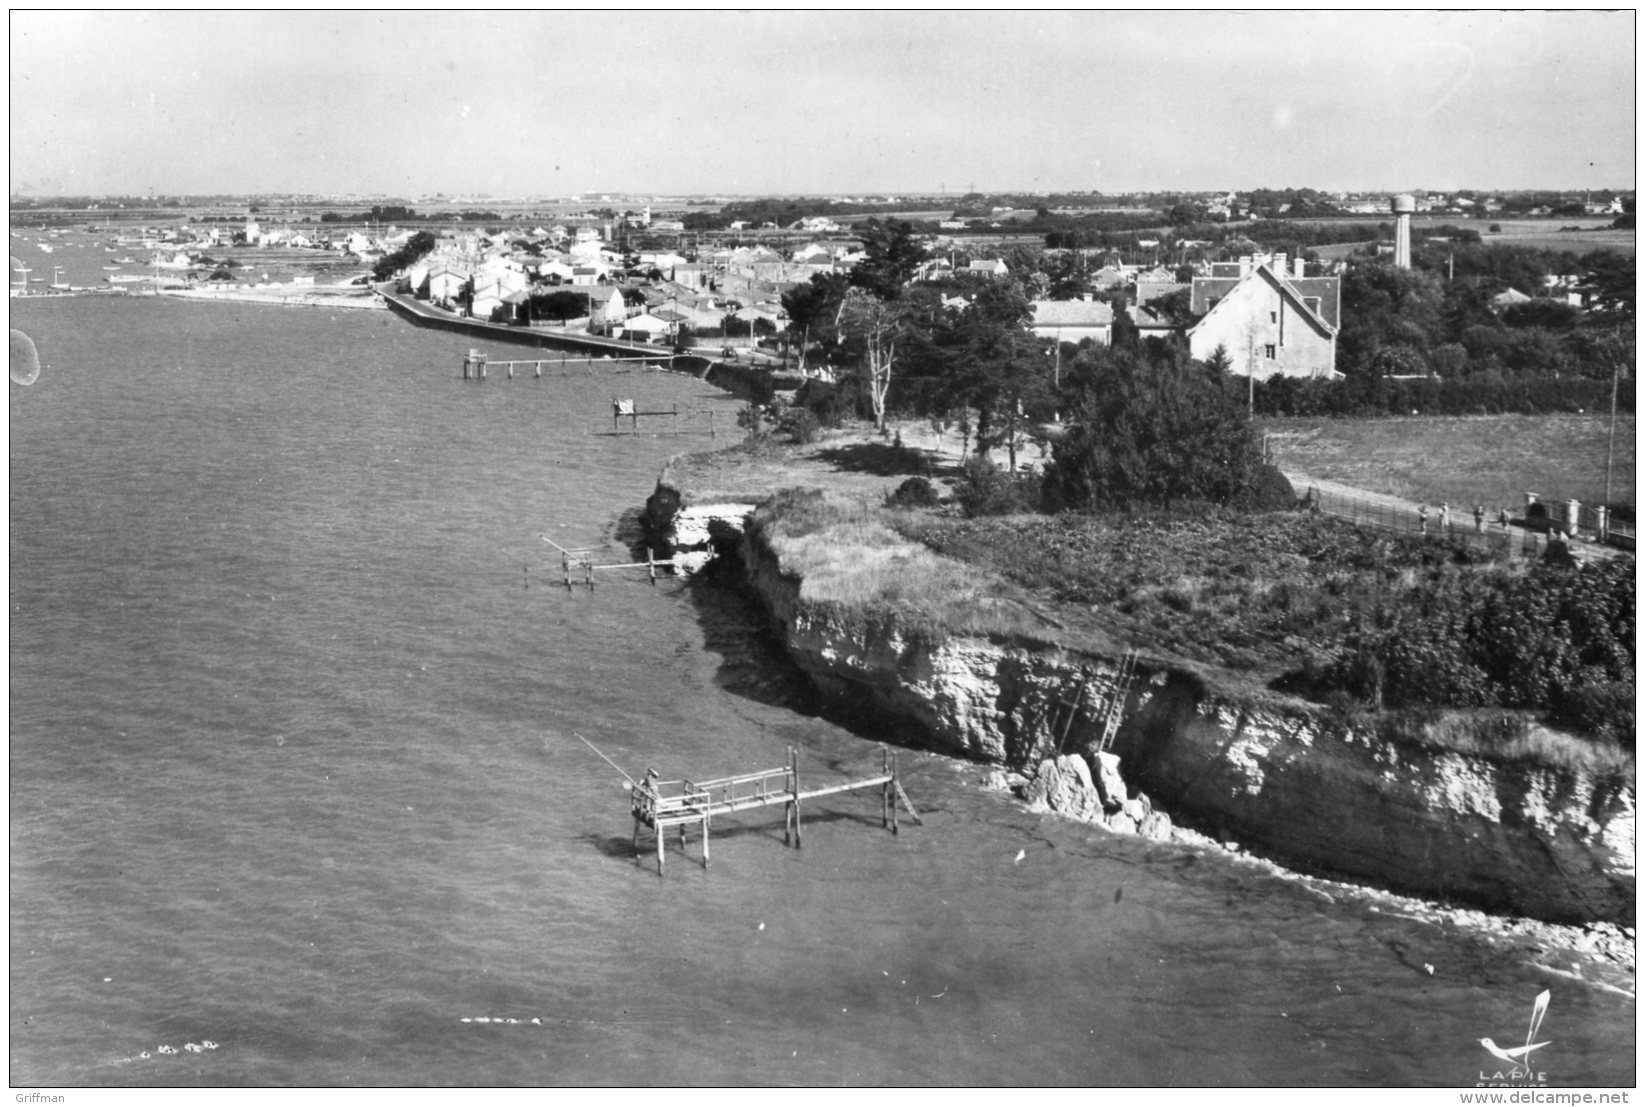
[{"x1": 1479, "y1": 989, "x2": 1551, "y2": 1077}]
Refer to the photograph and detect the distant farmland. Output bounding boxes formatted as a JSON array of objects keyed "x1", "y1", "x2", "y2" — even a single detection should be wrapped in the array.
[
  {"x1": 1480, "y1": 219, "x2": 1635, "y2": 256},
  {"x1": 1295, "y1": 215, "x2": 1634, "y2": 259}
]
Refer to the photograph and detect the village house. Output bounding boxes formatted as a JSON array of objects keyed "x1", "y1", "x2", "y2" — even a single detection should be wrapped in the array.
[
  {"x1": 963, "y1": 258, "x2": 1009, "y2": 278},
  {"x1": 1186, "y1": 254, "x2": 1342, "y2": 379},
  {"x1": 538, "y1": 258, "x2": 577, "y2": 284},
  {"x1": 472, "y1": 283, "x2": 529, "y2": 324},
  {"x1": 914, "y1": 257, "x2": 956, "y2": 282},
  {"x1": 1128, "y1": 302, "x2": 1179, "y2": 341},
  {"x1": 427, "y1": 266, "x2": 469, "y2": 309},
  {"x1": 1088, "y1": 264, "x2": 1130, "y2": 289},
  {"x1": 730, "y1": 302, "x2": 786, "y2": 337},
  {"x1": 587, "y1": 284, "x2": 632, "y2": 330},
  {"x1": 1135, "y1": 279, "x2": 1189, "y2": 308},
  {"x1": 618, "y1": 311, "x2": 675, "y2": 343},
  {"x1": 1030, "y1": 298, "x2": 1114, "y2": 346}
]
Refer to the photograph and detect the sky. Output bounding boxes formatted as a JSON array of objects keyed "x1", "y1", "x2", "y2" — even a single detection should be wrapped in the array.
[{"x1": 8, "y1": 10, "x2": 1637, "y2": 198}]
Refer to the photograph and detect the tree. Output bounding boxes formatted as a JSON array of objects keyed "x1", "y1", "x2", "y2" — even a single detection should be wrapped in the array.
[
  {"x1": 1578, "y1": 250, "x2": 1635, "y2": 325},
  {"x1": 945, "y1": 282, "x2": 1049, "y2": 471},
  {"x1": 850, "y1": 218, "x2": 924, "y2": 299},
  {"x1": 1043, "y1": 346, "x2": 1263, "y2": 511},
  {"x1": 1145, "y1": 286, "x2": 1197, "y2": 330},
  {"x1": 370, "y1": 230, "x2": 438, "y2": 281},
  {"x1": 781, "y1": 272, "x2": 849, "y2": 370},
  {"x1": 1501, "y1": 299, "x2": 1580, "y2": 332},
  {"x1": 532, "y1": 288, "x2": 589, "y2": 323},
  {"x1": 1110, "y1": 296, "x2": 1139, "y2": 349},
  {"x1": 1336, "y1": 262, "x2": 1446, "y2": 377},
  {"x1": 1042, "y1": 250, "x2": 1089, "y2": 300},
  {"x1": 836, "y1": 287, "x2": 907, "y2": 431}
]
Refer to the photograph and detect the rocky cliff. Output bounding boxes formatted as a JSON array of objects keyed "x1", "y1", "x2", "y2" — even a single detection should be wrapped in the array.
[
  {"x1": 1124, "y1": 671, "x2": 1635, "y2": 925},
  {"x1": 647, "y1": 480, "x2": 1636, "y2": 925},
  {"x1": 641, "y1": 480, "x2": 1631, "y2": 921}
]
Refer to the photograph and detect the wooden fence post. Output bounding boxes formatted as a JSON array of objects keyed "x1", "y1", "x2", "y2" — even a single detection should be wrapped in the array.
[
  {"x1": 890, "y1": 750, "x2": 899, "y2": 835},
  {"x1": 790, "y1": 746, "x2": 801, "y2": 849},
  {"x1": 882, "y1": 745, "x2": 890, "y2": 829}
]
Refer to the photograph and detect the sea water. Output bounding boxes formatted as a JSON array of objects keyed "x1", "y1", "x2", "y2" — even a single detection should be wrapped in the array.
[{"x1": 8, "y1": 293, "x2": 1635, "y2": 1087}]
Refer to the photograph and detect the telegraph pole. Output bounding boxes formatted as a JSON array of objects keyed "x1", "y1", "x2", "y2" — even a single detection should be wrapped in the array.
[
  {"x1": 1247, "y1": 334, "x2": 1256, "y2": 420},
  {"x1": 1603, "y1": 328, "x2": 1623, "y2": 523}
]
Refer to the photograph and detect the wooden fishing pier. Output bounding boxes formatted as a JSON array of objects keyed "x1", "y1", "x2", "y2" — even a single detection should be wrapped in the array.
[
  {"x1": 541, "y1": 535, "x2": 678, "y2": 588},
  {"x1": 628, "y1": 745, "x2": 921, "y2": 874},
  {"x1": 460, "y1": 349, "x2": 675, "y2": 380},
  {"x1": 607, "y1": 398, "x2": 719, "y2": 437}
]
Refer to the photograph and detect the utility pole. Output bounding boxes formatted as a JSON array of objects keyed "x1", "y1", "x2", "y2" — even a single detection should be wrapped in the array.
[
  {"x1": 1603, "y1": 327, "x2": 1624, "y2": 523},
  {"x1": 1247, "y1": 333, "x2": 1256, "y2": 420}
]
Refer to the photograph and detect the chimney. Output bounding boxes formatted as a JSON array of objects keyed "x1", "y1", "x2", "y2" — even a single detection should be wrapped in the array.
[
  {"x1": 1238, "y1": 255, "x2": 1252, "y2": 276},
  {"x1": 1293, "y1": 256, "x2": 1305, "y2": 279},
  {"x1": 1274, "y1": 253, "x2": 1288, "y2": 276}
]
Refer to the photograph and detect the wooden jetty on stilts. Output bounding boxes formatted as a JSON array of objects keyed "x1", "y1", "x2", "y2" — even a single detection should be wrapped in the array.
[
  {"x1": 629, "y1": 745, "x2": 921, "y2": 875},
  {"x1": 607, "y1": 398, "x2": 718, "y2": 437},
  {"x1": 460, "y1": 352, "x2": 675, "y2": 380},
  {"x1": 541, "y1": 535, "x2": 678, "y2": 588}
]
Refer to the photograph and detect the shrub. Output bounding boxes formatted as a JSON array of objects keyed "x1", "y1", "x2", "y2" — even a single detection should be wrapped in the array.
[
  {"x1": 886, "y1": 476, "x2": 941, "y2": 509},
  {"x1": 1044, "y1": 348, "x2": 1262, "y2": 510},
  {"x1": 1314, "y1": 556, "x2": 1635, "y2": 744},
  {"x1": 1232, "y1": 463, "x2": 1296, "y2": 512},
  {"x1": 955, "y1": 456, "x2": 1042, "y2": 517},
  {"x1": 778, "y1": 406, "x2": 821, "y2": 445},
  {"x1": 737, "y1": 402, "x2": 772, "y2": 443},
  {"x1": 1558, "y1": 680, "x2": 1635, "y2": 750}
]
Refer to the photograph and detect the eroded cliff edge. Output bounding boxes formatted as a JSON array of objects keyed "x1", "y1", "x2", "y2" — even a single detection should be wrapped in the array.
[{"x1": 646, "y1": 477, "x2": 1635, "y2": 925}]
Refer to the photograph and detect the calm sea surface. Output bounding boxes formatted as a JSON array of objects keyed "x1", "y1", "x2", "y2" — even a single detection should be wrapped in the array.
[{"x1": 8, "y1": 284, "x2": 1636, "y2": 1088}]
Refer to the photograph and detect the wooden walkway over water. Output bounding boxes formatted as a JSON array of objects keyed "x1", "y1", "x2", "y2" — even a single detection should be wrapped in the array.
[{"x1": 630, "y1": 746, "x2": 921, "y2": 874}]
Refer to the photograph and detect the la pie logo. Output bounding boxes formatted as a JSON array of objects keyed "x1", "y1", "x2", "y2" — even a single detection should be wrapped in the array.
[{"x1": 1478, "y1": 989, "x2": 1551, "y2": 1083}]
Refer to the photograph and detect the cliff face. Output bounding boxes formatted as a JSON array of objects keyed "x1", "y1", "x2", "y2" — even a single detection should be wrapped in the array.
[
  {"x1": 726, "y1": 510, "x2": 1635, "y2": 925},
  {"x1": 1124, "y1": 673, "x2": 1635, "y2": 925}
]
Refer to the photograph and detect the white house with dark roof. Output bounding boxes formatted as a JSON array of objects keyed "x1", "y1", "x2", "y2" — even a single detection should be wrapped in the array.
[
  {"x1": 587, "y1": 284, "x2": 631, "y2": 329},
  {"x1": 428, "y1": 267, "x2": 470, "y2": 308},
  {"x1": 618, "y1": 312, "x2": 674, "y2": 341},
  {"x1": 1187, "y1": 256, "x2": 1342, "y2": 379}
]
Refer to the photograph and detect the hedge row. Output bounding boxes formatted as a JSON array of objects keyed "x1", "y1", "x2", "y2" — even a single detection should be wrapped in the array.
[{"x1": 1246, "y1": 373, "x2": 1635, "y2": 418}]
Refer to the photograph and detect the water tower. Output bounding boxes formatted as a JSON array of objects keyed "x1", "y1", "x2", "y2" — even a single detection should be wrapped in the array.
[{"x1": 1391, "y1": 193, "x2": 1416, "y2": 268}]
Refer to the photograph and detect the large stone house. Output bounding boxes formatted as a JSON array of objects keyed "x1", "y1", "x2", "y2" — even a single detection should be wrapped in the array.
[{"x1": 1187, "y1": 255, "x2": 1342, "y2": 380}]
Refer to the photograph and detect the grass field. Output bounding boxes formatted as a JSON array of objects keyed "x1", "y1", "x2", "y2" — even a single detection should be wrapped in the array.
[
  {"x1": 1271, "y1": 216, "x2": 1634, "y2": 258},
  {"x1": 1481, "y1": 225, "x2": 1635, "y2": 256},
  {"x1": 1261, "y1": 413, "x2": 1636, "y2": 509}
]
